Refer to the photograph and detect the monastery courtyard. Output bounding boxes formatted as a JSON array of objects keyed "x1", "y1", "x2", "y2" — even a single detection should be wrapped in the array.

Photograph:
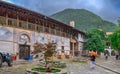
[{"x1": 0, "y1": 55, "x2": 120, "y2": 74}]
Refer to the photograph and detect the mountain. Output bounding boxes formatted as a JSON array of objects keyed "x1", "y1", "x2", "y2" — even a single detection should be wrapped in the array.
[{"x1": 50, "y1": 9, "x2": 117, "y2": 32}]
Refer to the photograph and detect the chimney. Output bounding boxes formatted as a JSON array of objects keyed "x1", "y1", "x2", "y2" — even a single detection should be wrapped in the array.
[{"x1": 69, "y1": 20, "x2": 75, "y2": 27}]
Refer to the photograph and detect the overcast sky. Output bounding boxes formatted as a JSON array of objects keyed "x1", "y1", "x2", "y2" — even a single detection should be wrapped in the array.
[{"x1": 2, "y1": 0, "x2": 120, "y2": 24}]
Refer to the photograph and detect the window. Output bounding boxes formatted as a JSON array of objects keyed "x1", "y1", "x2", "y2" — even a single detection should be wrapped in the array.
[
  {"x1": 0, "y1": 16, "x2": 6, "y2": 25},
  {"x1": 56, "y1": 30, "x2": 60, "y2": 36},
  {"x1": 51, "y1": 28, "x2": 55, "y2": 34},
  {"x1": 8, "y1": 19, "x2": 17, "y2": 27},
  {"x1": 36, "y1": 25, "x2": 43, "y2": 32},
  {"x1": 19, "y1": 21, "x2": 27, "y2": 29},
  {"x1": 28, "y1": 23, "x2": 35, "y2": 30},
  {"x1": 44, "y1": 27, "x2": 49, "y2": 33},
  {"x1": 8, "y1": 19, "x2": 12, "y2": 26}
]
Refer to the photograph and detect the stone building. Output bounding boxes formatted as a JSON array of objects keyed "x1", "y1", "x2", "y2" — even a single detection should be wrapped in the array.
[{"x1": 0, "y1": 1, "x2": 85, "y2": 59}]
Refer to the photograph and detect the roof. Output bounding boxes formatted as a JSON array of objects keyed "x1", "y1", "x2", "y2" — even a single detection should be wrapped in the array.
[{"x1": 0, "y1": 1, "x2": 85, "y2": 35}]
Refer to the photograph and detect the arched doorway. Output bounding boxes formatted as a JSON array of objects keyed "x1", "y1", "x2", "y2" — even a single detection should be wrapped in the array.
[
  {"x1": 111, "y1": 50, "x2": 115, "y2": 56},
  {"x1": 19, "y1": 34, "x2": 30, "y2": 59}
]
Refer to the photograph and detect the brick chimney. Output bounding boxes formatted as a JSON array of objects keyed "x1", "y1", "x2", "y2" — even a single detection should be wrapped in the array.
[{"x1": 69, "y1": 20, "x2": 75, "y2": 27}]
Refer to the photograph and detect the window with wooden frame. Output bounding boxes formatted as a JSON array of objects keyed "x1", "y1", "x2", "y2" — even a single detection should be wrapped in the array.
[
  {"x1": 8, "y1": 18, "x2": 17, "y2": 27},
  {"x1": 69, "y1": 30, "x2": 72, "y2": 38},
  {"x1": 8, "y1": 19, "x2": 12, "y2": 26},
  {"x1": 35, "y1": 19, "x2": 43, "y2": 26},
  {"x1": 60, "y1": 26, "x2": 65, "y2": 36},
  {"x1": 0, "y1": 7, "x2": 6, "y2": 25},
  {"x1": 28, "y1": 23, "x2": 35, "y2": 30},
  {"x1": 48, "y1": 22, "x2": 53, "y2": 34},
  {"x1": 44, "y1": 21, "x2": 49, "y2": 33},
  {"x1": 63, "y1": 27, "x2": 67, "y2": 37},
  {"x1": 19, "y1": 21, "x2": 27, "y2": 29},
  {"x1": 0, "y1": 16, "x2": 6, "y2": 25},
  {"x1": 66, "y1": 28, "x2": 70, "y2": 37},
  {"x1": 36, "y1": 25, "x2": 43, "y2": 32},
  {"x1": 50, "y1": 23, "x2": 55, "y2": 34},
  {"x1": 72, "y1": 31, "x2": 77, "y2": 39},
  {"x1": 55, "y1": 25, "x2": 60, "y2": 35}
]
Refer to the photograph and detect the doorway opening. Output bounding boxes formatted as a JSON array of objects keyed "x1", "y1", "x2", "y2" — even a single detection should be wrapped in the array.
[{"x1": 19, "y1": 45, "x2": 30, "y2": 59}]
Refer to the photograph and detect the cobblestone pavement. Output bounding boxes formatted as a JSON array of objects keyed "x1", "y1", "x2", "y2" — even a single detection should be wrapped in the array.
[
  {"x1": 95, "y1": 55, "x2": 120, "y2": 74},
  {"x1": 0, "y1": 60, "x2": 39, "y2": 74},
  {"x1": 0, "y1": 57, "x2": 120, "y2": 74},
  {"x1": 62, "y1": 58, "x2": 116, "y2": 74},
  {"x1": 66, "y1": 63, "x2": 116, "y2": 74}
]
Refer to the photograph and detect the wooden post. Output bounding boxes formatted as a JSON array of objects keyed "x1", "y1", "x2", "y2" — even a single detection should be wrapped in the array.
[{"x1": 72, "y1": 43, "x2": 74, "y2": 57}]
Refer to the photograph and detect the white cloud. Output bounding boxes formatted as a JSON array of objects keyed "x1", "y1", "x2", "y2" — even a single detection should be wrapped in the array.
[
  {"x1": 2, "y1": 0, "x2": 13, "y2": 3},
  {"x1": 2, "y1": 0, "x2": 120, "y2": 24}
]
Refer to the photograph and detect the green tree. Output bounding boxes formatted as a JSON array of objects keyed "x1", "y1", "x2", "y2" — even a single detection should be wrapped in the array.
[
  {"x1": 108, "y1": 28, "x2": 120, "y2": 54},
  {"x1": 84, "y1": 28, "x2": 106, "y2": 52}
]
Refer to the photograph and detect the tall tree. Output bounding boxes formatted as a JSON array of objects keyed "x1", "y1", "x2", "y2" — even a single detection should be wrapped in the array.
[
  {"x1": 108, "y1": 28, "x2": 120, "y2": 54},
  {"x1": 84, "y1": 28, "x2": 106, "y2": 52}
]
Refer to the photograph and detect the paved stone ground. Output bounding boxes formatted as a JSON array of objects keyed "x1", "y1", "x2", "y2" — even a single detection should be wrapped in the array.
[
  {"x1": 0, "y1": 56, "x2": 120, "y2": 74},
  {"x1": 66, "y1": 63, "x2": 116, "y2": 74},
  {"x1": 0, "y1": 60, "x2": 39, "y2": 74},
  {"x1": 60, "y1": 58, "x2": 116, "y2": 74},
  {"x1": 95, "y1": 55, "x2": 120, "y2": 74}
]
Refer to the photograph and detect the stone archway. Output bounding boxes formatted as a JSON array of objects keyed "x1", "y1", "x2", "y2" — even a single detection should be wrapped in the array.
[{"x1": 19, "y1": 34, "x2": 30, "y2": 43}]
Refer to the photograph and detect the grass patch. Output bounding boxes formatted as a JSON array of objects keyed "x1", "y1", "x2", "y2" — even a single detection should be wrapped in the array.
[{"x1": 32, "y1": 67, "x2": 61, "y2": 73}]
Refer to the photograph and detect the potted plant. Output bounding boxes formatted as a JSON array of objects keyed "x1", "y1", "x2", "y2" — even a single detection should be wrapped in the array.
[
  {"x1": 11, "y1": 53, "x2": 17, "y2": 61},
  {"x1": 65, "y1": 54, "x2": 72, "y2": 59}
]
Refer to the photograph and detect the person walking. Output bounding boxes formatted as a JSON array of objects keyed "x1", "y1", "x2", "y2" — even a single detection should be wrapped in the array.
[
  {"x1": 89, "y1": 55, "x2": 96, "y2": 69},
  {"x1": 115, "y1": 51, "x2": 119, "y2": 60},
  {"x1": 115, "y1": 54, "x2": 119, "y2": 60},
  {"x1": 105, "y1": 54, "x2": 108, "y2": 60}
]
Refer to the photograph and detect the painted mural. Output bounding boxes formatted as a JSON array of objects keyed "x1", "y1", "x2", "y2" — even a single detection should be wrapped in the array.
[
  {"x1": 57, "y1": 37, "x2": 62, "y2": 47},
  {"x1": 31, "y1": 32, "x2": 35, "y2": 44},
  {"x1": 0, "y1": 41, "x2": 13, "y2": 53},
  {"x1": 44, "y1": 34, "x2": 48, "y2": 44},
  {"x1": 64, "y1": 38, "x2": 70, "y2": 46},
  {"x1": 37, "y1": 33, "x2": 45, "y2": 44},
  {"x1": 0, "y1": 27, "x2": 12, "y2": 40},
  {"x1": 13, "y1": 29, "x2": 18, "y2": 42}
]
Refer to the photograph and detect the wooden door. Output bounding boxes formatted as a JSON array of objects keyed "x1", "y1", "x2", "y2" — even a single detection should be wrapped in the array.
[{"x1": 19, "y1": 45, "x2": 30, "y2": 59}]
